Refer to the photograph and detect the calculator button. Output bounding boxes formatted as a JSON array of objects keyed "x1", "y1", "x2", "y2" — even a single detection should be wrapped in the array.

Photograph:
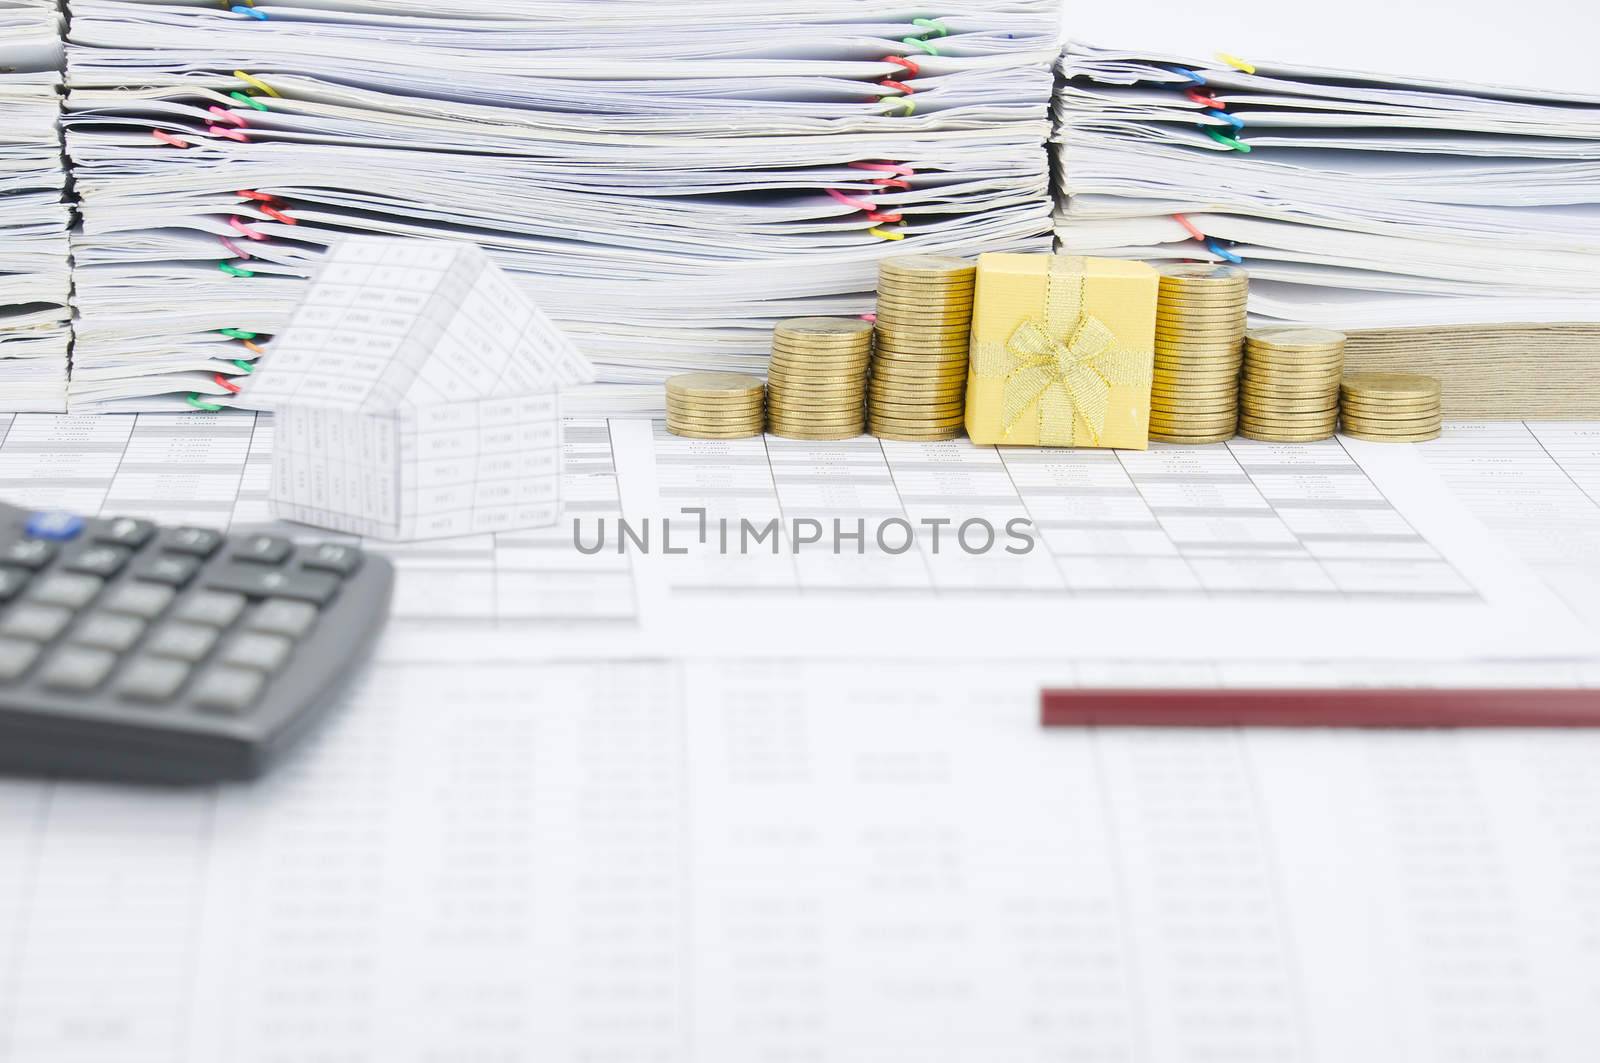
[
  {"x1": 96, "y1": 518, "x2": 155, "y2": 549},
  {"x1": 0, "y1": 603, "x2": 74, "y2": 642},
  {"x1": 63, "y1": 545, "x2": 131, "y2": 579},
  {"x1": 144, "y1": 622, "x2": 220, "y2": 663},
  {"x1": 205, "y1": 564, "x2": 339, "y2": 605},
  {"x1": 0, "y1": 567, "x2": 29, "y2": 602},
  {"x1": 220, "y1": 632, "x2": 293, "y2": 674},
  {"x1": 27, "y1": 572, "x2": 103, "y2": 610},
  {"x1": 164, "y1": 527, "x2": 223, "y2": 558},
  {"x1": 302, "y1": 543, "x2": 362, "y2": 577},
  {"x1": 25, "y1": 511, "x2": 84, "y2": 542},
  {"x1": 2, "y1": 539, "x2": 56, "y2": 570},
  {"x1": 38, "y1": 647, "x2": 117, "y2": 693},
  {"x1": 118, "y1": 657, "x2": 191, "y2": 705},
  {"x1": 191, "y1": 666, "x2": 264, "y2": 714},
  {"x1": 233, "y1": 535, "x2": 292, "y2": 565},
  {"x1": 175, "y1": 591, "x2": 247, "y2": 628},
  {"x1": 0, "y1": 637, "x2": 41, "y2": 682},
  {"x1": 70, "y1": 613, "x2": 147, "y2": 653},
  {"x1": 101, "y1": 582, "x2": 176, "y2": 619},
  {"x1": 135, "y1": 554, "x2": 201, "y2": 587},
  {"x1": 247, "y1": 599, "x2": 319, "y2": 639}
]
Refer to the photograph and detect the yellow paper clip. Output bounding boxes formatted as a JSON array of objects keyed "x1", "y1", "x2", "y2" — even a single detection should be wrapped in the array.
[
  {"x1": 868, "y1": 226, "x2": 906, "y2": 241},
  {"x1": 1216, "y1": 52, "x2": 1256, "y2": 75},
  {"x1": 234, "y1": 70, "x2": 282, "y2": 98}
]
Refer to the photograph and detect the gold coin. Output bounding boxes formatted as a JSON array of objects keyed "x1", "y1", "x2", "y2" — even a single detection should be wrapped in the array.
[
  {"x1": 1340, "y1": 372, "x2": 1441, "y2": 401},
  {"x1": 1341, "y1": 402, "x2": 1442, "y2": 419},
  {"x1": 1341, "y1": 413, "x2": 1443, "y2": 431},
  {"x1": 667, "y1": 406, "x2": 765, "y2": 422},
  {"x1": 770, "y1": 427, "x2": 866, "y2": 441},
  {"x1": 666, "y1": 424, "x2": 764, "y2": 440},
  {"x1": 872, "y1": 338, "x2": 970, "y2": 354},
  {"x1": 1149, "y1": 431, "x2": 1236, "y2": 445},
  {"x1": 1157, "y1": 292, "x2": 1248, "y2": 306},
  {"x1": 774, "y1": 316, "x2": 874, "y2": 338},
  {"x1": 871, "y1": 426, "x2": 965, "y2": 442},
  {"x1": 1158, "y1": 262, "x2": 1248, "y2": 283},
  {"x1": 879, "y1": 253, "x2": 975, "y2": 278},
  {"x1": 666, "y1": 372, "x2": 766, "y2": 398},
  {"x1": 1156, "y1": 307, "x2": 1249, "y2": 322},
  {"x1": 1239, "y1": 426, "x2": 1337, "y2": 443},
  {"x1": 1247, "y1": 326, "x2": 1345, "y2": 347},
  {"x1": 668, "y1": 400, "x2": 765, "y2": 416},
  {"x1": 1340, "y1": 427, "x2": 1441, "y2": 443},
  {"x1": 1152, "y1": 398, "x2": 1239, "y2": 413},
  {"x1": 869, "y1": 415, "x2": 966, "y2": 432},
  {"x1": 876, "y1": 287, "x2": 975, "y2": 303},
  {"x1": 870, "y1": 400, "x2": 965, "y2": 416}
]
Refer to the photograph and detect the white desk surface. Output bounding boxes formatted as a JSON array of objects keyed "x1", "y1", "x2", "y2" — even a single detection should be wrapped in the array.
[{"x1": 1, "y1": 412, "x2": 1598, "y2": 1061}]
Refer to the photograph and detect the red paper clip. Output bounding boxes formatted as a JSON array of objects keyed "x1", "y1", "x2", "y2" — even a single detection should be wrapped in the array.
[
  {"x1": 849, "y1": 161, "x2": 915, "y2": 176},
  {"x1": 236, "y1": 189, "x2": 276, "y2": 202},
  {"x1": 878, "y1": 78, "x2": 917, "y2": 95},
  {"x1": 152, "y1": 130, "x2": 191, "y2": 149},
  {"x1": 1185, "y1": 88, "x2": 1224, "y2": 108},
  {"x1": 884, "y1": 56, "x2": 921, "y2": 78},
  {"x1": 213, "y1": 373, "x2": 243, "y2": 394},
  {"x1": 865, "y1": 209, "x2": 903, "y2": 223},
  {"x1": 229, "y1": 216, "x2": 268, "y2": 240},
  {"x1": 259, "y1": 204, "x2": 297, "y2": 225},
  {"x1": 826, "y1": 187, "x2": 877, "y2": 212},
  {"x1": 1173, "y1": 213, "x2": 1207, "y2": 241}
]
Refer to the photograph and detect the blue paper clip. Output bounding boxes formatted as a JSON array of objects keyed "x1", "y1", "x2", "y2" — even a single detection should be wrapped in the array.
[
  {"x1": 1207, "y1": 240, "x2": 1243, "y2": 264},
  {"x1": 1165, "y1": 65, "x2": 1207, "y2": 86},
  {"x1": 232, "y1": 4, "x2": 267, "y2": 17},
  {"x1": 1206, "y1": 108, "x2": 1245, "y2": 129}
]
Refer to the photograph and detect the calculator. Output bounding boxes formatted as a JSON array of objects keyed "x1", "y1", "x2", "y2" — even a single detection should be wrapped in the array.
[{"x1": 0, "y1": 501, "x2": 393, "y2": 783}]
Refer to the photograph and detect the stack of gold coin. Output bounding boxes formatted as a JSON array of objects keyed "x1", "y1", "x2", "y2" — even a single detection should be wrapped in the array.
[
  {"x1": 868, "y1": 254, "x2": 975, "y2": 442},
  {"x1": 1340, "y1": 373, "x2": 1442, "y2": 442},
  {"x1": 766, "y1": 317, "x2": 871, "y2": 440},
  {"x1": 1239, "y1": 327, "x2": 1346, "y2": 442},
  {"x1": 1150, "y1": 263, "x2": 1249, "y2": 445},
  {"x1": 665, "y1": 372, "x2": 766, "y2": 439}
]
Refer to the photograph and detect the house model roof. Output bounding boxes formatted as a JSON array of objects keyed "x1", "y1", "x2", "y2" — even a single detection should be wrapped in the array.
[{"x1": 240, "y1": 237, "x2": 594, "y2": 415}]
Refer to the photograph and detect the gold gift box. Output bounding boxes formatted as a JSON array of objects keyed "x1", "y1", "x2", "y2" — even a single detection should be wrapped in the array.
[{"x1": 964, "y1": 254, "x2": 1159, "y2": 449}]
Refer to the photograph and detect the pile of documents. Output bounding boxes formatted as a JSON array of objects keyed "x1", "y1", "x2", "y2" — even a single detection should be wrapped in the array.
[
  {"x1": 61, "y1": 0, "x2": 1060, "y2": 412},
  {"x1": 1052, "y1": 41, "x2": 1600, "y2": 416},
  {"x1": 0, "y1": 0, "x2": 71, "y2": 413}
]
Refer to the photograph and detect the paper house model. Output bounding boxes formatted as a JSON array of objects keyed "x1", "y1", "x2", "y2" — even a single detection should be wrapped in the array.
[{"x1": 239, "y1": 237, "x2": 594, "y2": 541}]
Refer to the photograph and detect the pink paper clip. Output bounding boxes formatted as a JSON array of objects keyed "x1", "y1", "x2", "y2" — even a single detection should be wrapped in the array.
[
  {"x1": 208, "y1": 106, "x2": 247, "y2": 127},
  {"x1": 236, "y1": 189, "x2": 276, "y2": 202},
  {"x1": 865, "y1": 209, "x2": 904, "y2": 223},
  {"x1": 218, "y1": 236, "x2": 253, "y2": 260},
  {"x1": 259, "y1": 204, "x2": 297, "y2": 225},
  {"x1": 208, "y1": 125, "x2": 250, "y2": 143},
  {"x1": 860, "y1": 312, "x2": 878, "y2": 323},
  {"x1": 229, "y1": 216, "x2": 268, "y2": 240},
  {"x1": 152, "y1": 129, "x2": 191, "y2": 149},
  {"x1": 826, "y1": 187, "x2": 877, "y2": 212},
  {"x1": 1172, "y1": 213, "x2": 1207, "y2": 242}
]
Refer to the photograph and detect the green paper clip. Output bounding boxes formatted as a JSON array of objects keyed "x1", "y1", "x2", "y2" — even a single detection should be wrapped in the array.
[
  {"x1": 186, "y1": 394, "x2": 224, "y2": 412},
  {"x1": 228, "y1": 91, "x2": 269, "y2": 111},
  {"x1": 888, "y1": 96, "x2": 916, "y2": 116},
  {"x1": 219, "y1": 327, "x2": 258, "y2": 340},
  {"x1": 233, "y1": 359, "x2": 256, "y2": 373},
  {"x1": 1204, "y1": 127, "x2": 1251, "y2": 152},
  {"x1": 912, "y1": 17, "x2": 949, "y2": 37},
  {"x1": 218, "y1": 261, "x2": 255, "y2": 278},
  {"x1": 903, "y1": 36, "x2": 941, "y2": 56}
]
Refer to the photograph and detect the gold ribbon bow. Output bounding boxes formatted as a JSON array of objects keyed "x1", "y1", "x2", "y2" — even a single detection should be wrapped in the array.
[{"x1": 1000, "y1": 313, "x2": 1145, "y2": 446}]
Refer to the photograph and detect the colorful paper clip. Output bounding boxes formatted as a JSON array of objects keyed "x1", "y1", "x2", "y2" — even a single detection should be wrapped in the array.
[
  {"x1": 234, "y1": 70, "x2": 281, "y2": 98},
  {"x1": 1172, "y1": 213, "x2": 1207, "y2": 242},
  {"x1": 232, "y1": 4, "x2": 268, "y2": 17},
  {"x1": 1206, "y1": 108, "x2": 1245, "y2": 130},
  {"x1": 229, "y1": 91, "x2": 269, "y2": 111},
  {"x1": 1204, "y1": 127, "x2": 1250, "y2": 152},
  {"x1": 826, "y1": 188, "x2": 877, "y2": 212},
  {"x1": 1184, "y1": 88, "x2": 1223, "y2": 108},
  {"x1": 868, "y1": 225, "x2": 906, "y2": 241},
  {"x1": 152, "y1": 129, "x2": 191, "y2": 149},
  {"x1": 218, "y1": 261, "x2": 255, "y2": 278},
  {"x1": 214, "y1": 373, "x2": 244, "y2": 394},
  {"x1": 1216, "y1": 52, "x2": 1256, "y2": 75},
  {"x1": 208, "y1": 106, "x2": 247, "y2": 127},
  {"x1": 186, "y1": 394, "x2": 225, "y2": 412},
  {"x1": 229, "y1": 216, "x2": 268, "y2": 240},
  {"x1": 1166, "y1": 66, "x2": 1207, "y2": 86},
  {"x1": 218, "y1": 236, "x2": 252, "y2": 260},
  {"x1": 1207, "y1": 240, "x2": 1243, "y2": 263}
]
